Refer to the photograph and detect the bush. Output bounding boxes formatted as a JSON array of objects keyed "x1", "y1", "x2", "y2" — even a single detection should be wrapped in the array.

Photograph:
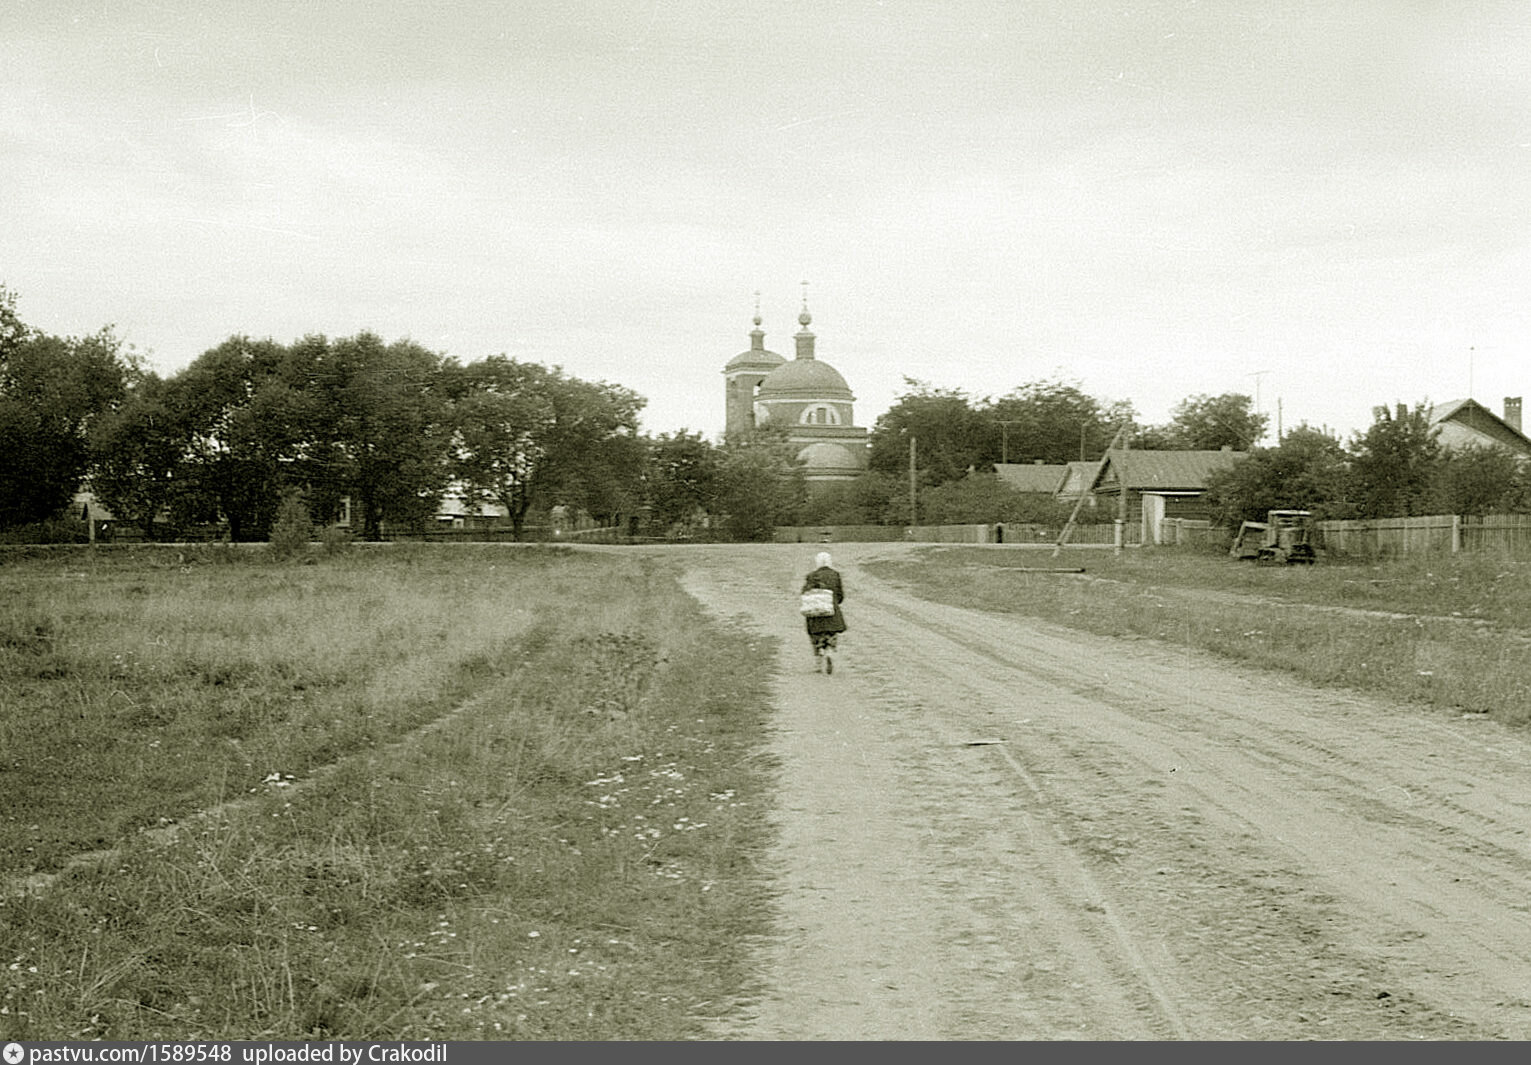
[
  {"x1": 319, "y1": 524, "x2": 353, "y2": 555},
  {"x1": 268, "y1": 493, "x2": 312, "y2": 560},
  {"x1": 0, "y1": 516, "x2": 90, "y2": 545}
]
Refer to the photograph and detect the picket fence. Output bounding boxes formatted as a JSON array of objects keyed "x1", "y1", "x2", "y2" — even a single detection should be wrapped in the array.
[{"x1": 1315, "y1": 514, "x2": 1531, "y2": 557}]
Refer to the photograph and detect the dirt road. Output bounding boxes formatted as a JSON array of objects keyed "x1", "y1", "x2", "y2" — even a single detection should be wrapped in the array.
[{"x1": 672, "y1": 542, "x2": 1531, "y2": 1040}]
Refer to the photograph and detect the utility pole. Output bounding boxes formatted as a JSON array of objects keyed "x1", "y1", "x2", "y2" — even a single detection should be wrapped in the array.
[
  {"x1": 1055, "y1": 423, "x2": 1128, "y2": 556},
  {"x1": 1116, "y1": 425, "x2": 1130, "y2": 556},
  {"x1": 908, "y1": 434, "x2": 918, "y2": 526},
  {"x1": 997, "y1": 420, "x2": 1020, "y2": 464},
  {"x1": 1249, "y1": 369, "x2": 1271, "y2": 445}
]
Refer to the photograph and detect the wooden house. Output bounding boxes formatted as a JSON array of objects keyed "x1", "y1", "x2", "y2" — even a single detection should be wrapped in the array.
[{"x1": 1086, "y1": 448, "x2": 1247, "y2": 544}]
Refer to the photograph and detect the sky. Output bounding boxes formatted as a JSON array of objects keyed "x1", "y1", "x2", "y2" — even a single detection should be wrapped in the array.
[{"x1": 5, "y1": 0, "x2": 1531, "y2": 447}]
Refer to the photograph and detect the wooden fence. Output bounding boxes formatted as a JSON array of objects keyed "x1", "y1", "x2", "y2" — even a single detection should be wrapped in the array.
[{"x1": 1315, "y1": 514, "x2": 1531, "y2": 557}]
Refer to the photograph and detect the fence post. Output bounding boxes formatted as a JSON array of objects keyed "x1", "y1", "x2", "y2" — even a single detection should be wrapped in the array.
[{"x1": 1451, "y1": 514, "x2": 1461, "y2": 554}]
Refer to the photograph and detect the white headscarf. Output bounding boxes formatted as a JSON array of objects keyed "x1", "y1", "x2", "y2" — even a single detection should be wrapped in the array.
[{"x1": 815, "y1": 552, "x2": 833, "y2": 570}]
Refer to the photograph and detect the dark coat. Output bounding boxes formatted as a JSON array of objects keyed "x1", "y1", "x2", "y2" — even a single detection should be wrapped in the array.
[{"x1": 801, "y1": 566, "x2": 846, "y2": 635}]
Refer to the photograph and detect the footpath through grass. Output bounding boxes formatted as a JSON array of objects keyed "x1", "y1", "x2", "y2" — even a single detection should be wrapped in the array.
[
  {"x1": 0, "y1": 544, "x2": 777, "y2": 1039},
  {"x1": 865, "y1": 545, "x2": 1531, "y2": 728}
]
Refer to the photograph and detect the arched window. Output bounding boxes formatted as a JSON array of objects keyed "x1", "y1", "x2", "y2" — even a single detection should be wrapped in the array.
[{"x1": 800, "y1": 404, "x2": 841, "y2": 426}]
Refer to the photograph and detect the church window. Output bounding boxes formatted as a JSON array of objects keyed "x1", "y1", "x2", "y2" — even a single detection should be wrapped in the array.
[{"x1": 800, "y1": 404, "x2": 841, "y2": 426}]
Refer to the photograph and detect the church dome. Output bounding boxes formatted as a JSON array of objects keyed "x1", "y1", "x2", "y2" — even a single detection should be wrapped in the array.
[
  {"x1": 797, "y1": 441, "x2": 862, "y2": 475},
  {"x1": 724, "y1": 346, "x2": 786, "y2": 372},
  {"x1": 758, "y1": 357, "x2": 851, "y2": 397}
]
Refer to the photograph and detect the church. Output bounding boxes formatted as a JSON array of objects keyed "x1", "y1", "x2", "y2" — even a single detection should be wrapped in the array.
[{"x1": 721, "y1": 297, "x2": 870, "y2": 489}]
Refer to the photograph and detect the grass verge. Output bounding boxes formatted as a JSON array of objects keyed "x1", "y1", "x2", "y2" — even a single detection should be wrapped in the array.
[
  {"x1": 0, "y1": 545, "x2": 777, "y2": 1039},
  {"x1": 864, "y1": 544, "x2": 1531, "y2": 728}
]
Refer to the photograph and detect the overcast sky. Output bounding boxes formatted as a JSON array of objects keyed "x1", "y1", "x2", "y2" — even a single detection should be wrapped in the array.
[{"x1": 6, "y1": 1, "x2": 1530, "y2": 446}]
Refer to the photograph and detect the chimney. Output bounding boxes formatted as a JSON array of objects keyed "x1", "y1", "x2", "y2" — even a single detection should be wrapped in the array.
[{"x1": 1505, "y1": 397, "x2": 1523, "y2": 433}]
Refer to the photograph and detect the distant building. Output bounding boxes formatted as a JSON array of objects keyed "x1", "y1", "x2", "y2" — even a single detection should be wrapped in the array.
[
  {"x1": 1426, "y1": 397, "x2": 1531, "y2": 458},
  {"x1": 1087, "y1": 448, "x2": 1248, "y2": 544},
  {"x1": 993, "y1": 462, "x2": 1071, "y2": 495},
  {"x1": 721, "y1": 297, "x2": 869, "y2": 490}
]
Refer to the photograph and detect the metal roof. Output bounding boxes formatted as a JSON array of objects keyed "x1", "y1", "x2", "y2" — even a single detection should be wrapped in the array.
[
  {"x1": 1089, "y1": 449, "x2": 1247, "y2": 492},
  {"x1": 994, "y1": 463, "x2": 1070, "y2": 493}
]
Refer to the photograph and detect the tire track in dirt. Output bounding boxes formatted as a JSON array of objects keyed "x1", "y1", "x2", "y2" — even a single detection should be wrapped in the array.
[
  {"x1": 676, "y1": 545, "x2": 1200, "y2": 1038},
  {"x1": 671, "y1": 543, "x2": 1531, "y2": 1038},
  {"x1": 849, "y1": 555, "x2": 1531, "y2": 1038}
]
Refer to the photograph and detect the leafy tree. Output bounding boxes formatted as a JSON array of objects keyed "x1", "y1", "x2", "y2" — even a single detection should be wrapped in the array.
[
  {"x1": 1157, "y1": 393, "x2": 1269, "y2": 451},
  {"x1": 450, "y1": 357, "x2": 644, "y2": 539},
  {"x1": 174, "y1": 336, "x2": 295, "y2": 541},
  {"x1": 644, "y1": 430, "x2": 721, "y2": 533},
  {"x1": 305, "y1": 333, "x2": 454, "y2": 540},
  {"x1": 797, "y1": 471, "x2": 905, "y2": 526},
  {"x1": 533, "y1": 372, "x2": 646, "y2": 527},
  {"x1": 985, "y1": 379, "x2": 1116, "y2": 465},
  {"x1": 1347, "y1": 402, "x2": 1443, "y2": 518},
  {"x1": 714, "y1": 427, "x2": 806, "y2": 540},
  {"x1": 267, "y1": 490, "x2": 312, "y2": 559},
  {"x1": 1203, "y1": 424, "x2": 1352, "y2": 527},
  {"x1": 1429, "y1": 443, "x2": 1531, "y2": 517},
  {"x1": 0, "y1": 287, "x2": 131, "y2": 529},
  {"x1": 916, "y1": 473, "x2": 1075, "y2": 526},
  {"x1": 87, "y1": 371, "x2": 193, "y2": 540},
  {"x1": 449, "y1": 357, "x2": 556, "y2": 539},
  {"x1": 868, "y1": 379, "x2": 987, "y2": 488}
]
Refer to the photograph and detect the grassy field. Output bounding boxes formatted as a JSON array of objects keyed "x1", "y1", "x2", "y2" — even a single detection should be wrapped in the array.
[
  {"x1": 0, "y1": 544, "x2": 777, "y2": 1040},
  {"x1": 863, "y1": 544, "x2": 1531, "y2": 729}
]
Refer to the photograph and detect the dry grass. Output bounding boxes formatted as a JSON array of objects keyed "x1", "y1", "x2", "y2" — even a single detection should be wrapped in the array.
[
  {"x1": 865, "y1": 544, "x2": 1531, "y2": 728},
  {"x1": 0, "y1": 544, "x2": 777, "y2": 1039}
]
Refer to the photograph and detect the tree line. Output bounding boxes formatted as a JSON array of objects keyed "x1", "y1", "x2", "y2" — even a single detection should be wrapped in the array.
[
  {"x1": 1, "y1": 285, "x2": 801, "y2": 542},
  {"x1": 4, "y1": 283, "x2": 1523, "y2": 543}
]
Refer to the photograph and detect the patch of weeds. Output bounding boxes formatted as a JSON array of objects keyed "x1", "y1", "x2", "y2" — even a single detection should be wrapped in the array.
[
  {"x1": 0, "y1": 619, "x2": 55, "y2": 655},
  {"x1": 1, "y1": 551, "x2": 777, "y2": 1040}
]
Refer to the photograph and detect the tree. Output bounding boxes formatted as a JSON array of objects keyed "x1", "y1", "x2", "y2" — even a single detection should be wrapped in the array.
[
  {"x1": 174, "y1": 336, "x2": 296, "y2": 541},
  {"x1": 714, "y1": 427, "x2": 806, "y2": 540},
  {"x1": 450, "y1": 357, "x2": 645, "y2": 539},
  {"x1": 1157, "y1": 393, "x2": 1269, "y2": 451},
  {"x1": 305, "y1": 333, "x2": 454, "y2": 540},
  {"x1": 1347, "y1": 402, "x2": 1443, "y2": 518},
  {"x1": 644, "y1": 430, "x2": 721, "y2": 533},
  {"x1": 1203, "y1": 424, "x2": 1352, "y2": 527},
  {"x1": 984, "y1": 379, "x2": 1116, "y2": 465},
  {"x1": 87, "y1": 371, "x2": 194, "y2": 540},
  {"x1": 868, "y1": 380, "x2": 987, "y2": 488},
  {"x1": 450, "y1": 357, "x2": 557, "y2": 538},
  {"x1": 0, "y1": 287, "x2": 131, "y2": 529},
  {"x1": 1429, "y1": 444, "x2": 1531, "y2": 517},
  {"x1": 916, "y1": 473, "x2": 1074, "y2": 527},
  {"x1": 797, "y1": 471, "x2": 904, "y2": 526},
  {"x1": 532, "y1": 372, "x2": 646, "y2": 527}
]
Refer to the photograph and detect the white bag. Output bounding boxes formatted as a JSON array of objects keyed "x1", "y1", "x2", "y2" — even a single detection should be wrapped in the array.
[{"x1": 799, "y1": 587, "x2": 835, "y2": 617}]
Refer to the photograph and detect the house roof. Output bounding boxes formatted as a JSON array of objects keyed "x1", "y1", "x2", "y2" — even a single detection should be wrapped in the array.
[
  {"x1": 1427, "y1": 398, "x2": 1531, "y2": 456},
  {"x1": 1059, "y1": 460, "x2": 1101, "y2": 496},
  {"x1": 994, "y1": 463, "x2": 1069, "y2": 494},
  {"x1": 1089, "y1": 449, "x2": 1247, "y2": 492}
]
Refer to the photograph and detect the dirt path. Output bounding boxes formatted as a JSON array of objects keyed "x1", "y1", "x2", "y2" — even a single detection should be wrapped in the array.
[{"x1": 669, "y1": 542, "x2": 1531, "y2": 1040}]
